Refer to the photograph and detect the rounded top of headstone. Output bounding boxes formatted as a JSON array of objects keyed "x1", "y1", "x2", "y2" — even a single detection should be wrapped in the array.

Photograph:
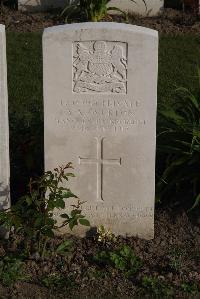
[{"x1": 43, "y1": 22, "x2": 158, "y2": 38}]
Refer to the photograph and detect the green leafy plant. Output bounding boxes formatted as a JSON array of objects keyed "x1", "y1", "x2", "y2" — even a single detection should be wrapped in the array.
[
  {"x1": 140, "y1": 276, "x2": 174, "y2": 298},
  {"x1": 156, "y1": 68, "x2": 200, "y2": 210},
  {"x1": 0, "y1": 164, "x2": 90, "y2": 257},
  {"x1": 94, "y1": 245, "x2": 142, "y2": 277},
  {"x1": 61, "y1": 0, "x2": 147, "y2": 22},
  {"x1": 168, "y1": 247, "x2": 185, "y2": 272},
  {"x1": 42, "y1": 273, "x2": 76, "y2": 290},
  {"x1": 0, "y1": 256, "x2": 26, "y2": 286},
  {"x1": 87, "y1": 268, "x2": 109, "y2": 279},
  {"x1": 110, "y1": 245, "x2": 142, "y2": 276},
  {"x1": 56, "y1": 239, "x2": 74, "y2": 255},
  {"x1": 94, "y1": 250, "x2": 111, "y2": 265},
  {"x1": 181, "y1": 282, "x2": 200, "y2": 295}
]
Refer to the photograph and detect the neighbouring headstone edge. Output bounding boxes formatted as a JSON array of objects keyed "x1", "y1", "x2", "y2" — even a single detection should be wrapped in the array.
[{"x1": 0, "y1": 24, "x2": 10, "y2": 208}]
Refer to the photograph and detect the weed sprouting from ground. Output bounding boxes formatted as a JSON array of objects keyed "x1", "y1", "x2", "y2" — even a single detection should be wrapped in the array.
[
  {"x1": 0, "y1": 256, "x2": 27, "y2": 286},
  {"x1": 94, "y1": 245, "x2": 142, "y2": 278}
]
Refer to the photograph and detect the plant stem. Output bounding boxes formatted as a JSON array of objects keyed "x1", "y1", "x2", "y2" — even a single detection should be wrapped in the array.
[
  {"x1": 41, "y1": 237, "x2": 48, "y2": 258},
  {"x1": 25, "y1": 238, "x2": 30, "y2": 257},
  {"x1": 38, "y1": 232, "x2": 41, "y2": 254}
]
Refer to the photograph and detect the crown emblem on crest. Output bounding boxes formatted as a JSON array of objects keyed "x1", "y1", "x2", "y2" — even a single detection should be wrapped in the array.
[{"x1": 73, "y1": 41, "x2": 127, "y2": 94}]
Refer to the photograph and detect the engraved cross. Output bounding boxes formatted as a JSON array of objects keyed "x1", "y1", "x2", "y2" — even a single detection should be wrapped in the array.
[{"x1": 79, "y1": 137, "x2": 121, "y2": 202}]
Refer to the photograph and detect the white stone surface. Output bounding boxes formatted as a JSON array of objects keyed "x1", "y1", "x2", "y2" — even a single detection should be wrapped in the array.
[
  {"x1": 43, "y1": 22, "x2": 158, "y2": 239},
  {"x1": 18, "y1": 0, "x2": 164, "y2": 16},
  {"x1": 0, "y1": 25, "x2": 10, "y2": 213},
  {"x1": 18, "y1": 0, "x2": 70, "y2": 11},
  {"x1": 108, "y1": 0, "x2": 164, "y2": 16}
]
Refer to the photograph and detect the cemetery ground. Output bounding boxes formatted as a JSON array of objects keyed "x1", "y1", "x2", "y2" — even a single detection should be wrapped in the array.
[
  {"x1": 0, "y1": 8, "x2": 200, "y2": 299},
  {"x1": 0, "y1": 7, "x2": 199, "y2": 34},
  {"x1": 0, "y1": 209, "x2": 199, "y2": 298}
]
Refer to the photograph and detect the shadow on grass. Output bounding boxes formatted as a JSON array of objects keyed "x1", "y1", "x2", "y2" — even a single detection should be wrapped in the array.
[{"x1": 7, "y1": 32, "x2": 44, "y2": 202}]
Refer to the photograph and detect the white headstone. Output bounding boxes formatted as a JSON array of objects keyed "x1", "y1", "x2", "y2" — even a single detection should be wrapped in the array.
[
  {"x1": 108, "y1": 0, "x2": 164, "y2": 16},
  {"x1": 18, "y1": 0, "x2": 164, "y2": 16},
  {"x1": 43, "y1": 22, "x2": 158, "y2": 239},
  {"x1": 0, "y1": 25, "x2": 10, "y2": 214},
  {"x1": 18, "y1": 0, "x2": 70, "y2": 12}
]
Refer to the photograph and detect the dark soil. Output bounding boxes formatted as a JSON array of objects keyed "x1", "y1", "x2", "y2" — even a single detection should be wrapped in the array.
[
  {"x1": 0, "y1": 7, "x2": 199, "y2": 34},
  {"x1": 0, "y1": 208, "x2": 199, "y2": 298},
  {"x1": 128, "y1": 8, "x2": 200, "y2": 34}
]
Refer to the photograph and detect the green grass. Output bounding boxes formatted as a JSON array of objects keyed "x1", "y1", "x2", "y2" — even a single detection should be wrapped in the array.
[
  {"x1": 7, "y1": 33, "x2": 43, "y2": 200},
  {"x1": 158, "y1": 35, "x2": 200, "y2": 106},
  {"x1": 6, "y1": 33, "x2": 200, "y2": 199},
  {"x1": 7, "y1": 33, "x2": 42, "y2": 117}
]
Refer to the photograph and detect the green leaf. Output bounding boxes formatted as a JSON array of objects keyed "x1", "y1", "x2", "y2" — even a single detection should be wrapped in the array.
[
  {"x1": 107, "y1": 6, "x2": 127, "y2": 18},
  {"x1": 69, "y1": 219, "x2": 78, "y2": 230},
  {"x1": 25, "y1": 196, "x2": 32, "y2": 206},
  {"x1": 55, "y1": 198, "x2": 65, "y2": 209},
  {"x1": 189, "y1": 193, "x2": 200, "y2": 211},
  {"x1": 62, "y1": 191, "x2": 78, "y2": 199},
  {"x1": 34, "y1": 216, "x2": 43, "y2": 227},
  {"x1": 65, "y1": 173, "x2": 75, "y2": 177},
  {"x1": 46, "y1": 218, "x2": 55, "y2": 226},
  {"x1": 79, "y1": 218, "x2": 90, "y2": 226},
  {"x1": 43, "y1": 228, "x2": 54, "y2": 238},
  {"x1": 56, "y1": 240, "x2": 73, "y2": 254},
  {"x1": 120, "y1": 245, "x2": 132, "y2": 257},
  {"x1": 48, "y1": 199, "x2": 56, "y2": 210},
  {"x1": 71, "y1": 209, "x2": 82, "y2": 217}
]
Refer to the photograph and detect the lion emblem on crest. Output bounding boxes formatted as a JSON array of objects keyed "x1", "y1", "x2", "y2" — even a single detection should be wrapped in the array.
[{"x1": 73, "y1": 41, "x2": 127, "y2": 94}]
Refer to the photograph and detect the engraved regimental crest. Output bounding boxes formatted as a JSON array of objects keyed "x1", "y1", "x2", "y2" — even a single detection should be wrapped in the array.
[{"x1": 73, "y1": 41, "x2": 127, "y2": 94}]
